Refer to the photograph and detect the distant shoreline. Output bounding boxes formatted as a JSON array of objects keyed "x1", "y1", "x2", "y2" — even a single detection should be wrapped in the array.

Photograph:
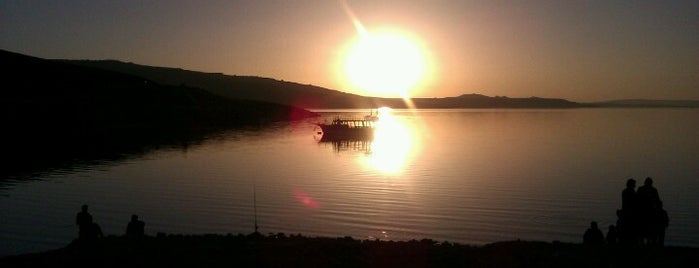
[
  {"x1": 309, "y1": 105, "x2": 699, "y2": 113},
  {"x1": 58, "y1": 58, "x2": 698, "y2": 110}
]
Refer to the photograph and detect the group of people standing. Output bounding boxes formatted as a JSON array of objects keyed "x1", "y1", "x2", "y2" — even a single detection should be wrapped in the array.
[
  {"x1": 75, "y1": 204, "x2": 145, "y2": 241},
  {"x1": 584, "y1": 177, "x2": 669, "y2": 247}
]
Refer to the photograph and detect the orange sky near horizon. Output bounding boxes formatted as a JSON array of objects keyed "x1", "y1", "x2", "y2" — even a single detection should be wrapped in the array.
[{"x1": 1, "y1": 0, "x2": 697, "y2": 102}]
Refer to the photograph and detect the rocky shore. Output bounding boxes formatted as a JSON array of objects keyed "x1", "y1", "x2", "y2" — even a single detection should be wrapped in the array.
[{"x1": 2, "y1": 233, "x2": 697, "y2": 267}]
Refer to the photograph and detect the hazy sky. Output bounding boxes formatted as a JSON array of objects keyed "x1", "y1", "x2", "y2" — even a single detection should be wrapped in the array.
[{"x1": 2, "y1": 0, "x2": 697, "y2": 101}]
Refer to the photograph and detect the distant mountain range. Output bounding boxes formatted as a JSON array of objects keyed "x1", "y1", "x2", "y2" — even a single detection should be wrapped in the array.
[
  {"x1": 62, "y1": 59, "x2": 698, "y2": 109},
  {"x1": 62, "y1": 59, "x2": 580, "y2": 108},
  {"x1": 0, "y1": 49, "x2": 316, "y2": 177}
]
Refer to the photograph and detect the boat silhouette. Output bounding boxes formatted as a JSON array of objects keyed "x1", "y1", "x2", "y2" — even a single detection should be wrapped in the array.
[{"x1": 314, "y1": 111, "x2": 378, "y2": 141}]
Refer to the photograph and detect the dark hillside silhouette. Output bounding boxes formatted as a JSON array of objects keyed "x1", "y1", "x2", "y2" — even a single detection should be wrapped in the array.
[
  {"x1": 2, "y1": 49, "x2": 315, "y2": 129},
  {"x1": 373, "y1": 94, "x2": 582, "y2": 108},
  {"x1": 63, "y1": 60, "x2": 585, "y2": 109},
  {"x1": 63, "y1": 58, "x2": 699, "y2": 109},
  {"x1": 62, "y1": 59, "x2": 373, "y2": 108},
  {"x1": 0, "y1": 49, "x2": 316, "y2": 180}
]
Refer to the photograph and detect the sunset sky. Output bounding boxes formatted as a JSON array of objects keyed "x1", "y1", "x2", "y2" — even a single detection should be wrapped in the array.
[{"x1": 2, "y1": 0, "x2": 697, "y2": 101}]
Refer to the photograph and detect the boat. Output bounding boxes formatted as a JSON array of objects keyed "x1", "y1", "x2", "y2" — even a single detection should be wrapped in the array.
[{"x1": 314, "y1": 110, "x2": 378, "y2": 141}]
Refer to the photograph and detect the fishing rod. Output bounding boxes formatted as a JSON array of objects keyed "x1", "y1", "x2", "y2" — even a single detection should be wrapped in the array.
[{"x1": 253, "y1": 182, "x2": 259, "y2": 234}]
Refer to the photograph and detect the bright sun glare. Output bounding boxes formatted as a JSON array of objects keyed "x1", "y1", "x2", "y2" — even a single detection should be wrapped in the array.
[
  {"x1": 363, "y1": 107, "x2": 415, "y2": 174},
  {"x1": 344, "y1": 31, "x2": 426, "y2": 98}
]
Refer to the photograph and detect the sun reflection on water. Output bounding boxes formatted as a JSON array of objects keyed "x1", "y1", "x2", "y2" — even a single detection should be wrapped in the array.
[{"x1": 363, "y1": 108, "x2": 416, "y2": 174}]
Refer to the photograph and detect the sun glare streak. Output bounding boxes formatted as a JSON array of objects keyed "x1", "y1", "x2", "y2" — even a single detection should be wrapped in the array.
[
  {"x1": 401, "y1": 97, "x2": 417, "y2": 110},
  {"x1": 339, "y1": 0, "x2": 367, "y2": 37}
]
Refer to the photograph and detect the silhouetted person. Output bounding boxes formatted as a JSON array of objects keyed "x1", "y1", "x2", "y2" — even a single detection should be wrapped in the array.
[
  {"x1": 637, "y1": 177, "x2": 661, "y2": 245},
  {"x1": 76, "y1": 205, "x2": 93, "y2": 239},
  {"x1": 651, "y1": 201, "x2": 669, "y2": 247},
  {"x1": 583, "y1": 221, "x2": 604, "y2": 245},
  {"x1": 621, "y1": 179, "x2": 640, "y2": 244},
  {"x1": 615, "y1": 209, "x2": 631, "y2": 244},
  {"x1": 126, "y1": 214, "x2": 145, "y2": 239},
  {"x1": 606, "y1": 225, "x2": 618, "y2": 245},
  {"x1": 637, "y1": 177, "x2": 660, "y2": 211},
  {"x1": 621, "y1": 179, "x2": 637, "y2": 212}
]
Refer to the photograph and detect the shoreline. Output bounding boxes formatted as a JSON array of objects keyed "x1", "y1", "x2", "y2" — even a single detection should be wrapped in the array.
[{"x1": 2, "y1": 233, "x2": 697, "y2": 267}]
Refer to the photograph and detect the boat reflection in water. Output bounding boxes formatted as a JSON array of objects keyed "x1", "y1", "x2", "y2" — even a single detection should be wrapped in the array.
[
  {"x1": 314, "y1": 108, "x2": 417, "y2": 174},
  {"x1": 321, "y1": 139, "x2": 373, "y2": 154}
]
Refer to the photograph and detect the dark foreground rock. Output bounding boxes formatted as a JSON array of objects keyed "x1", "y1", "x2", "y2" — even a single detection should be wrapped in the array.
[{"x1": 1, "y1": 234, "x2": 697, "y2": 268}]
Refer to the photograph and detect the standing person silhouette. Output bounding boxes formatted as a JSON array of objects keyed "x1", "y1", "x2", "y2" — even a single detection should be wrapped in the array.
[
  {"x1": 621, "y1": 179, "x2": 637, "y2": 212},
  {"x1": 76, "y1": 204, "x2": 93, "y2": 239},
  {"x1": 637, "y1": 177, "x2": 661, "y2": 245},
  {"x1": 637, "y1": 177, "x2": 660, "y2": 211},
  {"x1": 621, "y1": 179, "x2": 639, "y2": 244}
]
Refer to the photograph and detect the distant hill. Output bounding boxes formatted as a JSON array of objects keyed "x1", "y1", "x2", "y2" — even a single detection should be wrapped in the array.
[
  {"x1": 62, "y1": 60, "x2": 584, "y2": 109},
  {"x1": 2, "y1": 49, "x2": 316, "y2": 131},
  {"x1": 62, "y1": 59, "x2": 374, "y2": 108},
  {"x1": 0, "y1": 49, "x2": 316, "y2": 178},
  {"x1": 370, "y1": 94, "x2": 583, "y2": 108},
  {"x1": 60, "y1": 58, "x2": 697, "y2": 109},
  {"x1": 588, "y1": 99, "x2": 699, "y2": 108}
]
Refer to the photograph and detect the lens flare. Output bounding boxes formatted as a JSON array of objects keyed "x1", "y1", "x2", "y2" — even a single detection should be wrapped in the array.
[{"x1": 294, "y1": 190, "x2": 320, "y2": 209}]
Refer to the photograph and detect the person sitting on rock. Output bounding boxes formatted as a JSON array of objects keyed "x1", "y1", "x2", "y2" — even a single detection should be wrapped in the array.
[
  {"x1": 76, "y1": 205, "x2": 93, "y2": 240},
  {"x1": 583, "y1": 221, "x2": 605, "y2": 245},
  {"x1": 126, "y1": 214, "x2": 145, "y2": 239}
]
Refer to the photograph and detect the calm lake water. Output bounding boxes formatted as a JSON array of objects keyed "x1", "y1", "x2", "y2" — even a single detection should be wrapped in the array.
[{"x1": 1, "y1": 108, "x2": 698, "y2": 256}]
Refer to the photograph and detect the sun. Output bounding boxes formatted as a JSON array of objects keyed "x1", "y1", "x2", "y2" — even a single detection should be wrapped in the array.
[{"x1": 343, "y1": 31, "x2": 427, "y2": 98}]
